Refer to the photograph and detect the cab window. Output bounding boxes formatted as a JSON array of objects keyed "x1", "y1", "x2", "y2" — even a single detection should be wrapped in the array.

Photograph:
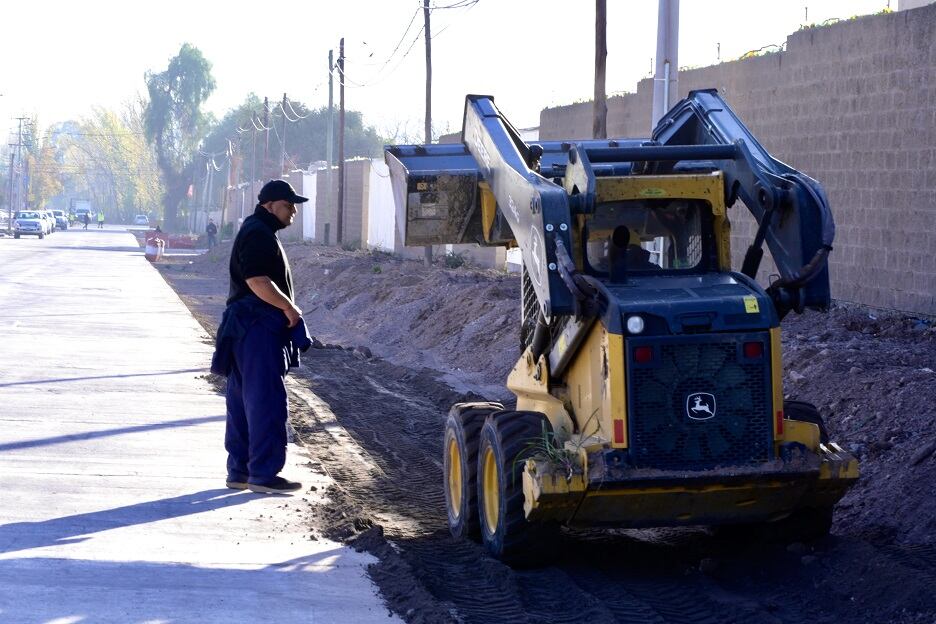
[{"x1": 583, "y1": 199, "x2": 713, "y2": 275}]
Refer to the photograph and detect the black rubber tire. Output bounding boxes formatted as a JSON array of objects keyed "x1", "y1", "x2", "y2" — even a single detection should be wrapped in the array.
[
  {"x1": 784, "y1": 400, "x2": 830, "y2": 443},
  {"x1": 443, "y1": 402, "x2": 503, "y2": 540},
  {"x1": 13, "y1": 234, "x2": 19, "y2": 239},
  {"x1": 477, "y1": 410, "x2": 556, "y2": 566},
  {"x1": 38, "y1": 233, "x2": 44, "y2": 239}
]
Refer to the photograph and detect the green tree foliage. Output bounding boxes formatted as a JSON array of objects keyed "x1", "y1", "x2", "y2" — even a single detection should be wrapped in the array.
[
  {"x1": 28, "y1": 142, "x2": 63, "y2": 209},
  {"x1": 61, "y1": 102, "x2": 162, "y2": 223},
  {"x1": 144, "y1": 43, "x2": 216, "y2": 230},
  {"x1": 201, "y1": 94, "x2": 383, "y2": 183}
]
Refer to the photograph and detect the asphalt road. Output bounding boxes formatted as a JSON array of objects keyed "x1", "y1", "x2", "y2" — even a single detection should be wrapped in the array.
[{"x1": 0, "y1": 226, "x2": 396, "y2": 623}]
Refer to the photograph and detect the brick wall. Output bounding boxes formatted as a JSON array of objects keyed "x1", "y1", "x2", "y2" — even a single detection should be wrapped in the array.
[{"x1": 539, "y1": 6, "x2": 936, "y2": 315}]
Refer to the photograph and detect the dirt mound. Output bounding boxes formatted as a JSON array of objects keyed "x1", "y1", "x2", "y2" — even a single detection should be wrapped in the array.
[
  {"x1": 782, "y1": 310, "x2": 936, "y2": 545},
  {"x1": 289, "y1": 246, "x2": 519, "y2": 399}
]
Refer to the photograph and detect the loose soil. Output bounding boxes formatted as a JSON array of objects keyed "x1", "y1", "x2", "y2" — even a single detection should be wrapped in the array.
[{"x1": 158, "y1": 242, "x2": 936, "y2": 624}]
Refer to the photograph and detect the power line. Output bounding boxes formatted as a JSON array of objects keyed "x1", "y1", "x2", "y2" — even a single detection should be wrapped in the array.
[
  {"x1": 430, "y1": 0, "x2": 479, "y2": 9},
  {"x1": 328, "y1": 0, "x2": 477, "y2": 91},
  {"x1": 375, "y1": 6, "x2": 422, "y2": 74}
]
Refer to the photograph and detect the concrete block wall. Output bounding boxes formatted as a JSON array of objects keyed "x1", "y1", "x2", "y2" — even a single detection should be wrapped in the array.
[
  {"x1": 313, "y1": 160, "x2": 370, "y2": 247},
  {"x1": 539, "y1": 6, "x2": 936, "y2": 315}
]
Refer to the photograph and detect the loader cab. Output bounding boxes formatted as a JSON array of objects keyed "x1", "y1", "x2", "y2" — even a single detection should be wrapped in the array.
[
  {"x1": 578, "y1": 172, "x2": 734, "y2": 281},
  {"x1": 582, "y1": 197, "x2": 718, "y2": 278}
]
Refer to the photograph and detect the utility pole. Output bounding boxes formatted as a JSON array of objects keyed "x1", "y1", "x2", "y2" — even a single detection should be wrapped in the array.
[
  {"x1": 422, "y1": 0, "x2": 433, "y2": 265},
  {"x1": 13, "y1": 117, "x2": 26, "y2": 214},
  {"x1": 206, "y1": 159, "x2": 215, "y2": 231},
  {"x1": 198, "y1": 161, "x2": 210, "y2": 233},
  {"x1": 262, "y1": 96, "x2": 270, "y2": 180},
  {"x1": 280, "y1": 92, "x2": 288, "y2": 175},
  {"x1": 325, "y1": 49, "x2": 334, "y2": 245},
  {"x1": 336, "y1": 37, "x2": 345, "y2": 245},
  {"x1": 651, "y1": 0, "x2": 679, "y2": 130},
  {"x1": 250, "y1": 110, "x2": 258, "y2": 205},
  {"x1": 22, "y1": 157, "x2": 29, "y2": 211},
  {"x1": 593, "y1": 0, "x2": 608, "y2": 139},
  {"x1": 5, "y1": 153, "x2": 13, "y2": 234},
  {"x1": 219, "y1": 141, "x2": 232, "y2": 240},
  {"x1": 22, "y1": 119, "x2": 33, "y2": 211}
]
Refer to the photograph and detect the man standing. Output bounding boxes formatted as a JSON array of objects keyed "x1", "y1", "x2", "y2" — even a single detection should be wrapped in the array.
[
  {"x1": 206, "y1": 218, "x2": 218, "y2": 250},
  {"x1": 82, "y1": 213, "x2": 90, "y2": 230},
  {"x1": 211, "y1": 180, "x2": 308, "y2": 493},
  {"x1": 97, "y1": 211, "x2": 105, "y2": 229}
]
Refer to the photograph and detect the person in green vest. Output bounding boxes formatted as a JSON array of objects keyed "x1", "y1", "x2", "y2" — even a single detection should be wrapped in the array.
[{"x1": 97, "y1": 211, "x2": 105, "y2": 229}]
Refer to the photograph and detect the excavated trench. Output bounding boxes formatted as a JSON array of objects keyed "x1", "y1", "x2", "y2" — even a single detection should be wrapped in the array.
[{"x1": 160, "y1": 244, "x2": 936, "y2": 624}]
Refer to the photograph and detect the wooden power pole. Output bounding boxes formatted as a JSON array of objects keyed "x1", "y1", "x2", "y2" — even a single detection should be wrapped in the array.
[
  {"x1": 337, "y1": 37, "x2": 345, "y2": 245},
  {"x1": 593, "y1": 0, "x2": 608, "y2": 139},
  {"x1": 423, "y1": 0, "x2": 433, "y2": 265},
  {"x1": 326, "y1": 49, "x2": 334, "y2": 245},
  {"x1": 280, "y1": 92, "x2": 288, "y2": 175}
]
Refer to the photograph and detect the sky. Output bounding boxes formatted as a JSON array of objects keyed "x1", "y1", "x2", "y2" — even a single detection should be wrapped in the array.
[{"x1": 0, "y1": 0, "x2": 893, "y2": 143}]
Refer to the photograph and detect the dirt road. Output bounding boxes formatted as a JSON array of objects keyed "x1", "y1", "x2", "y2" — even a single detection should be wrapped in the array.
[{"x1": 160, "y1": 244, "x2": 936, "y2": 624}]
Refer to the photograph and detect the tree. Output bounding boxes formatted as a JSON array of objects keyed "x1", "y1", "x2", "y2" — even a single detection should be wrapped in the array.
[
  {"x1": 62, "y1": 103, "x2": 162, "y2": 223},
  {"x1": 144, "y1": 43, "x2": 215, "y2": 230},
  {"x1": 29, "y1": 142, "x2": 63, "y2": 209}
]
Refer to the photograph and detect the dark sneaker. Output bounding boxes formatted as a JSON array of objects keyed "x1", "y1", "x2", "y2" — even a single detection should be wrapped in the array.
[
  {"x1": 248, "y1": 476, "x2": 302, "y2": 493},
  {"x1": 226, "y1": 474, "x2": 248, "y2": 490}
]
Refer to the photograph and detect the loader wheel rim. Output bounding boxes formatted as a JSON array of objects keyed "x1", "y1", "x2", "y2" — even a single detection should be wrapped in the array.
[
  {"x1": 447, "y1": 437, "x2": 462, "y2": 519},
  {"x1": 482, "y1": 446, "x2": 499, "y2": 534}
]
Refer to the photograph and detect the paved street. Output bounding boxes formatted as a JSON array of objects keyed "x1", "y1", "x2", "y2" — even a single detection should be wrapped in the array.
[{"x1": 0, "y1": 226, "x2": 395, "y2": 623}]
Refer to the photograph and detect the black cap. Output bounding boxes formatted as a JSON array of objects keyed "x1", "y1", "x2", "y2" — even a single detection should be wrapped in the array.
[{"x1": 258, "y1": 179, "x2": 308, "y2": 204}]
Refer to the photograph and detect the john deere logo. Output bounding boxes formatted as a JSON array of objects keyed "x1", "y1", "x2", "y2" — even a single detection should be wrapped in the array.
[{"x1": 686, "y1": 393, "x2": 716, "y2": 420}]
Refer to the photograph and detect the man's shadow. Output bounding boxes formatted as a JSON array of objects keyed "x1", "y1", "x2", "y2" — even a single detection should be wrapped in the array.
[{"x1": 0, "y1": 489, "x2": 255, "y2": 555}]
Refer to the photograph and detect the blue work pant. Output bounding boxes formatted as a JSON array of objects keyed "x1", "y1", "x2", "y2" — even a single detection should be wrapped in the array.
[{"x1": 224, "y1": 317, "x2": 289, "y2": 483}]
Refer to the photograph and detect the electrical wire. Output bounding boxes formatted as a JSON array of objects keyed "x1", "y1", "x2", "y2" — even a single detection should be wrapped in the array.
[
  {"x1": 431, "y1": 0, "x2": 478, "y2": 9},
  {"x1": 374, "y1": 6, "x2": 422, "y2": 75},
  {"x1": 284, "y1": 97, "x2": 310, "y2": 121}
]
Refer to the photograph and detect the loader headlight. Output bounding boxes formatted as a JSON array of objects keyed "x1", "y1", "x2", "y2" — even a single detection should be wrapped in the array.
[{"x1": 626, "y1": 315, "x2": 645, "y2": 334}]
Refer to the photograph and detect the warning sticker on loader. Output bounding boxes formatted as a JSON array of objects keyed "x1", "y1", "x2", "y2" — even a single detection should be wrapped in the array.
[{"x1": 743, "y1": 296, "x2": 760, "y2": 313}]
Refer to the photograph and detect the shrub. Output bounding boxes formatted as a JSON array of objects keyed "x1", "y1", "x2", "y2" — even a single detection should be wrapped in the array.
[{"x1": 444, "y1": 250, "x2": 468, "y2": 269}]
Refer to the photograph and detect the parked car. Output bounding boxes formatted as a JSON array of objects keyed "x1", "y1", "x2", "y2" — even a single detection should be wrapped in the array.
[
  {"x1": 13, "y1": 211, "x2": 45, "y2": 238},
  {"x1": 51, "y1": 210, "x2": 69, "y2": 230},
  {"x1": 133, "y1": 214, "x2": 150, "y2": 226}
]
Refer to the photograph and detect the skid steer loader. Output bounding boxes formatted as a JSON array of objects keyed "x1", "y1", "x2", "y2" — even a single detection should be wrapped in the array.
[{"x1": 385, "y1": 90, "x2": 858, "y2": 564}]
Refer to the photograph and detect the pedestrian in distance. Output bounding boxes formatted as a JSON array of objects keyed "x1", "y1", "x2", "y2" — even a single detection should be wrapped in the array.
[
  {"x1": 206, "y1": 218, "x2": 218, "y2": 250},
  {"x1": 211, "y1": 179, "x2": 312, "y2": 494},
  {"x1": 82, "y1": 213, "x2": 90, "y2": 230},
  {"x1": 97, "y1": 211, "x2": 105, "y2": 229}
]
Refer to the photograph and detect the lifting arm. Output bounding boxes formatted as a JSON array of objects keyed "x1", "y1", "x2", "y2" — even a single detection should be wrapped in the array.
[{"x1": 650, "y1": 89, "x2": 834, "y2": 313}]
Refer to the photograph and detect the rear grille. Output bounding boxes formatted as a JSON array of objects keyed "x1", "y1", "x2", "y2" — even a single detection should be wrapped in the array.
[{"x1": 627, "y1": 334, "x2": 773, "y2": 470}]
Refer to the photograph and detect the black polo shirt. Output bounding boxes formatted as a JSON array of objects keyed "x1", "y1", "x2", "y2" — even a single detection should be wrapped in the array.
[{"x1": 227, "y1": 205, "x2": 294, "y2": 305}]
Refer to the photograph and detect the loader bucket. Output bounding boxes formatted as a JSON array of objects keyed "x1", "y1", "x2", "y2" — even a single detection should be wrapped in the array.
[{"x1": 385, "y1": 143, "x2": 483, "y2": 246}]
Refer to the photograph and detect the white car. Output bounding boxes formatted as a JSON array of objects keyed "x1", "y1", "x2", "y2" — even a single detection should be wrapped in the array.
[
  {"x1": 51, "y1": 209, "x2": 69, "y2": 230},
  {"x1": 133, "y1": 214, "x2": 150, "y2": 226},
  {"x1": 13, "y1": 211, "x2": 45, "y2": 238},
  {"x1": 37, "y1": 212, "x2": 51, "y2": 234}
]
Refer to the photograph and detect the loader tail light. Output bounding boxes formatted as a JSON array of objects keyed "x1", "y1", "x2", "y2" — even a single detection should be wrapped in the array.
[
  {"x1": 776, "y1": 410, "x2": 784, "y2": 436},
  {"x1": 743, "y1": 341, "x2": 763, "y2": 359},
  {"x1": 634, "y1": 346, "x2": 653, "y2": 363}
]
